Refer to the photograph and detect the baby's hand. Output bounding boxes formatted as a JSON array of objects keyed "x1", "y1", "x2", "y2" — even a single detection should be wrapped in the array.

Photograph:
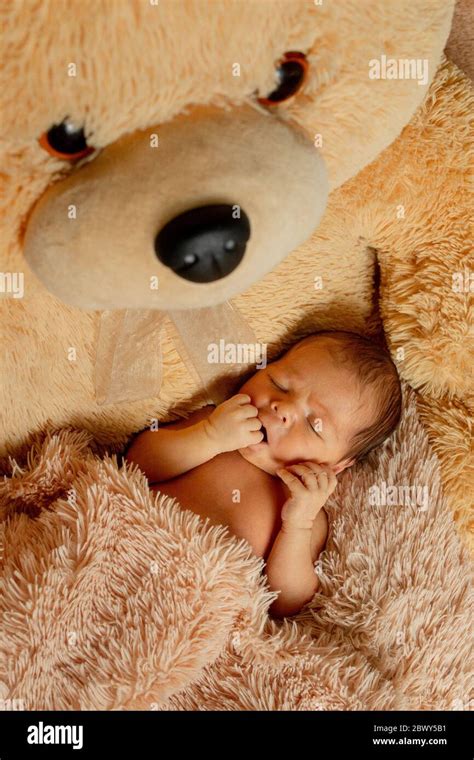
[
  {"x1": 276, "y1": 462, "x2": 337, "y2": 531},
  {"x1": 203, "y1": 394, "x2": 263, "y2": 453}
]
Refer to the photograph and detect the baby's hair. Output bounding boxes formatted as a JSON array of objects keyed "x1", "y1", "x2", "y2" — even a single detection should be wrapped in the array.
[{"x1": 289, "y1": 330, "x2": 402, "y2": 465}]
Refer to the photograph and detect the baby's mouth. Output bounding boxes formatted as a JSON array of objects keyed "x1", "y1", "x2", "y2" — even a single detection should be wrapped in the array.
[{"x1": 260, "y1": 424, "x2": 268, "y2": 443}]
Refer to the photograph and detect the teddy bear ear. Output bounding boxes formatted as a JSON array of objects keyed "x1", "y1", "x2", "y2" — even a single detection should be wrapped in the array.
[{"x1": 94, "y1": 301, "x2": 258, "y2": 406}]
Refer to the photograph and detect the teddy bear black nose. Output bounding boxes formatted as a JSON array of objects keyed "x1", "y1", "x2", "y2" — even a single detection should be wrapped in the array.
[{"x1": 154, "y1": 204, "x2": 251, "y2": 283}]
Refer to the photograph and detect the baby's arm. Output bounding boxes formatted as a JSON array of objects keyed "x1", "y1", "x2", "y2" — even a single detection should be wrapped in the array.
[
  {"x1": 266, "y1": 515, "x2": 328, "y2": 618},
  {"x1": 266, "y1": 463, "x2": 335, "y2": 618},
  {"x1": 124, "y1": 394, "x2": 262, "y2": 483},
  {"x1": 124, "y1": 411, "x2": 218, "y2": 483}
]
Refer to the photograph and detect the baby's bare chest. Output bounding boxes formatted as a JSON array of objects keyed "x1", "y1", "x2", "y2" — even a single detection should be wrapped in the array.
[{"x1": 152, "y1": 451, "x2": 284, "y2": 559}]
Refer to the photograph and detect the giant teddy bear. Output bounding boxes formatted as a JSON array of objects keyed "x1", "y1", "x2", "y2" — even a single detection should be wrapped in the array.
[{"x1": 1, "y1": 0, "x2": 472, "y2": 711}]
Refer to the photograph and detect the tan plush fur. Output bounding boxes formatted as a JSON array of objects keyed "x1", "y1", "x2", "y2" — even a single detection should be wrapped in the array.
[
  {"x1": 1, "y1": 384, "x2": 472, "y2": 710},
  {"x1": 0, "y1": 0, "x2": 472, "y2": 710},
  {"x1": 0, "y1": 0, "x2": 456, "y2": 456},
  {"x1": 446, "y1": 0, "x2": 474, "y2": 82}
]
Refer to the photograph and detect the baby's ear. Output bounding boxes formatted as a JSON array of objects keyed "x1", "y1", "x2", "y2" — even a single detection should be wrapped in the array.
[{"x1": 332, "y1": 458, "x2": 355, "y2": 475}]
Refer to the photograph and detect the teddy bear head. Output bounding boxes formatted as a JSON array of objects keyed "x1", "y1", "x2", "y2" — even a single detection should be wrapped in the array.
[{"x1": 4, "y1": 0, "x2": 451, "y2": 311}]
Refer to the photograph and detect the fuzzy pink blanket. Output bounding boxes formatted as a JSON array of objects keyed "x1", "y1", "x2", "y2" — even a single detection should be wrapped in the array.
[{"x1": 1, "y1": 384, "x2": 472, "y2": 710}]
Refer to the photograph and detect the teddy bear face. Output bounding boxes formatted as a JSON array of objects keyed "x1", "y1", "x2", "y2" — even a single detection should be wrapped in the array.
[
  {"x1": 23, "y1": 105, "x2": 328, "y2": 309},
  {"x1": 6, "y1": 0, "x2": 452, "y2": 310}
]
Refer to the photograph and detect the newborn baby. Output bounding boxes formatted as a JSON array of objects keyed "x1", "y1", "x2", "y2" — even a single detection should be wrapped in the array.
[{"x1": 125, "y1": 330, "x2": 402, "y2": 618}]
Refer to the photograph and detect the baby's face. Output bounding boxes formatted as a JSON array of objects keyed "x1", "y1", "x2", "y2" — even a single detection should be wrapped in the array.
[{"x1": 237, "y1": 338, "x2": 375, "y2": 476}]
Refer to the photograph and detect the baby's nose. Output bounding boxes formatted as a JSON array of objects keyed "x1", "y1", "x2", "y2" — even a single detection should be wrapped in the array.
[{"x1": 271, "y1": 401, "x2": 293, "y2": 425}]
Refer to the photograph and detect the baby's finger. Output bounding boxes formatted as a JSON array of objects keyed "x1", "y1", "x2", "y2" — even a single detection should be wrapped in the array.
[
  {"x1": 231, "y1": 394, "x2": 252, "y2": 405},
  {"x1": 308, "y1": 464, "x2": 337, "y2": 491},
  {"x1": 275, "y1": 467, "x2": 307, "y2": 494},
  {"x1": 240, "y1": 404, "x2": 259, "y2": 418},
  {"x1": 247, "y1": 417, "x2": 263, "y2": 431},
  {"x1": 287, "y1": 464, "x2": 321, "y2": 490},
  {"x1": 308, "y1": 465, "x2": 338, "y2": 496},
  {"x1": 249, "y1": 429, "x2": 264, "y2": 443},
  {"x1": 302, "y1": 462, "x2": 335, "y2": 486},
  {"x1": 300, "y1": 461, "x2": 326, "y2": 475},
  {"x1": 287, "y1": 463, "x2": 319, "y2": 478}
]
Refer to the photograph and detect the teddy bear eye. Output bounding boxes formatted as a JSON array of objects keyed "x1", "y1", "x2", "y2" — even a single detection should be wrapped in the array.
[
  {"x1": 258, "y1": 51, "x2": 308, "y2": 106},
  {"x1": 38, "y1": 118, "x2": 95, "y2": 161}
]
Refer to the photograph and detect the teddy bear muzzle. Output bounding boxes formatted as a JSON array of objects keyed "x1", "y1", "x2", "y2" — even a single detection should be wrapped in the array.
[{"x1": 23, "y1": 105, "x2": 328, "y2": 310}]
